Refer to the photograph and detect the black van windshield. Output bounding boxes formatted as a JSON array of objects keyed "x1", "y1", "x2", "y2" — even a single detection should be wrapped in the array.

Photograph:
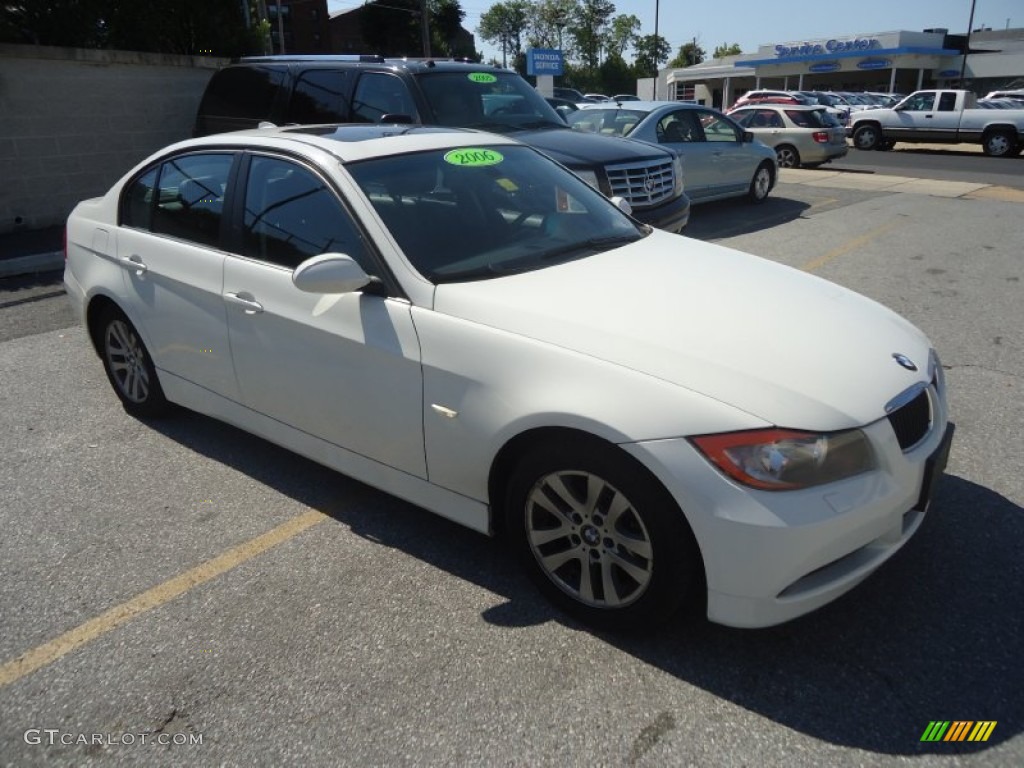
[{"x1": 415, "y1": 72, "x2": 565, "y2": 132}]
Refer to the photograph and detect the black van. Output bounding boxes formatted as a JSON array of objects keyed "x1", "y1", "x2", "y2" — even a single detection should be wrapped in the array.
[{"x1": 194, "y1": 56, "x2": 689, "y2": 232}]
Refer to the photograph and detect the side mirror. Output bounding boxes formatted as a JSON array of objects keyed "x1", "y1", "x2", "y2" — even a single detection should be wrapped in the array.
[
  {"x1": 743, "y1": 130, "x2": 755, "y2": 143},
  {"x1": 609, "y1": 196, "x2": 632, "y2": 215},
  {"x1": 292, "y1": 253, "x2": 371, "y2": 294}
]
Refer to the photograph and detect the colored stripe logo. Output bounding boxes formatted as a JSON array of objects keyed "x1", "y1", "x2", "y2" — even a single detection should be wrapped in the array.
[{"x1": 920, "y1": 721, "x2": 997, "y2": 742}]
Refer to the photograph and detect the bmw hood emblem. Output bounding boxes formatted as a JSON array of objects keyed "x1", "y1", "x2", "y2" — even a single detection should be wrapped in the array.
[{"x1": 892, "y1": 353, "x2": 918, "y2": 372}]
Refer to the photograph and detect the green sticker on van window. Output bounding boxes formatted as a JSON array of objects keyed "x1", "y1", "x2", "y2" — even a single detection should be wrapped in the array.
[
  {"x1": 468, "y1": 72, "x2": 498, "y2": 84},
  {"x1": 444, "y1": 148, "x2": 504, "y2": 167}
]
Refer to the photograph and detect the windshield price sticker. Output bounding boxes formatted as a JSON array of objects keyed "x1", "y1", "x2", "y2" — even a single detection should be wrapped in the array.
[
  {"x1": 468, "y1": 73, "x2": 498, "y2": 83},
  {"x1": 444, "y1": 148, "x2": 504, "y2": 167}
]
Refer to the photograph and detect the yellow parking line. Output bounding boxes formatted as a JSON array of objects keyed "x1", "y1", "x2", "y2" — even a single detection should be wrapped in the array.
[
  {"x1": 0, "y1": 510, "x2": 326, "y2": 689},
  {"x1": 801, "y1": 221, "x2": 900, "y2": 273}
]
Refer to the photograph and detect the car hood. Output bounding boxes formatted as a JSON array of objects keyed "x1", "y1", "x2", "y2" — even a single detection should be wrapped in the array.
[
  {"x1": 432, "y1": 231, "x2": 933, "y2": 431},
  {"x1": 509, "y1": 125, "x2": 672, "y2": 167}
]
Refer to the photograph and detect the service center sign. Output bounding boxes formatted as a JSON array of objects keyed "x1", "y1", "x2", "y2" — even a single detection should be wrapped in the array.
[
  {"x1": 775, "y1": 37, "x2": 881, "y2": 58},
  {"x1": 527, "y1": 49, "x2": 564, "y2": 76}
]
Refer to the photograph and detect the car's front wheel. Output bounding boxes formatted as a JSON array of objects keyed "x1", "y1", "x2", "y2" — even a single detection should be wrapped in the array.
[
  {"x1": 852, "y1": 124, "x2": 881, "y2": 150},
  {"x1": 97, "y1": 306, "x2": 169, "y2": 417},
  {"x1": 504, "y1": 436, "x2": 701, "y2": 630}
]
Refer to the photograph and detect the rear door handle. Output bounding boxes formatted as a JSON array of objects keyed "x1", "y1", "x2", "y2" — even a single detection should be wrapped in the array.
[
  {"x1": 224, "y1": 291, "x2": 264, "y2": 314},
  {"x1": 119, "y1": 255, "x2": 148, "y2": 274}
]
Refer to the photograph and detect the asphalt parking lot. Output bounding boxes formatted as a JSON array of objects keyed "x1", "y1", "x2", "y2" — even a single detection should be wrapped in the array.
[{"x1": 1, "y1": 172, "x2": 1022, "y2": 766}]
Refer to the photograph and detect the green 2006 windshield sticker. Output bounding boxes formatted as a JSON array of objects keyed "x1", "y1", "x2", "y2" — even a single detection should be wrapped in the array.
[
  {"x1": 444, "y1": 148, "x2": 504, "y2": 167},
  {"x1": 468, "y1": 72, "x2": 498, "y2": 83}
]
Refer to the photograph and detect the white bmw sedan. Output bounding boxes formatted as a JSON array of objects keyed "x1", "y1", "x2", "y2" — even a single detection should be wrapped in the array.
[{"x1": 65, "y1": 125, "x2": 952, "y2": 630}]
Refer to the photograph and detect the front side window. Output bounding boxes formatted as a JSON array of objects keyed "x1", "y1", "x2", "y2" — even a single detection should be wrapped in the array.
[
  {"x1": 347, "y1": 144, "x2": 645, "y2": 284},
  {"x1": 242, "y1": 156, "x2": 370, "y2": 270},
  {"x1": 697, "y1": 110, "x2": 740, "y2": 142},
  {"x1": 149, "y1": 153, "x2": 234, "y2": 247},
  {"x1": 903, "y1": 93, "x2": 936, "y2": 112},
  {"x1": 351, "y1": 73, "x2": 417, "y2": 123}
]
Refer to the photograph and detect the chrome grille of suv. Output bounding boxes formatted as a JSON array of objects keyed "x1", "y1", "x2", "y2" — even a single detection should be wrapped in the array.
[
  {"x1": 605, "y1": 159, "x2": 676, "y2": 208},
  {"x1": 887, "y1": 388, "x2": 932, "y2": 451}
]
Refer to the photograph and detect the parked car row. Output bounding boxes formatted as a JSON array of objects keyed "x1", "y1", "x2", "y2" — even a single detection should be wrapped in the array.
[{"x1": 729, "y1": 89, "x2": 905, "y2": 127}]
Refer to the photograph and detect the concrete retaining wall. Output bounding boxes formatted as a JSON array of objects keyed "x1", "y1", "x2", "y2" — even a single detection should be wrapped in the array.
[{"x1": 0, "y1": 44, "x2": 227, "y2": 236}]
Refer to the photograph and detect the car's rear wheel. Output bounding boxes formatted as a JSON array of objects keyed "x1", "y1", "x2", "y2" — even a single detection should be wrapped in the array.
[
  {"x1": 504, "y1": 436, "x2": 701, "y2": 630},
  {"x1": 775, "y1": 144, "x2": 801, "y2": 168},
  {"x1": 747, "y1": 163, "x2": 774, "y2": 203},
  {"x1": 98, "y1": 306, "x2": 169, "y2": 417},
  {"x1": 982, "y1": 130, "x2": 1017, "y2": 157}
]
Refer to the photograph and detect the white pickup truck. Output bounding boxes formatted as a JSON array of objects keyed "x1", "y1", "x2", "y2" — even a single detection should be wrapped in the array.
[{"x1": 849, "y1": 89, "x2": 1024, "y2": 157}]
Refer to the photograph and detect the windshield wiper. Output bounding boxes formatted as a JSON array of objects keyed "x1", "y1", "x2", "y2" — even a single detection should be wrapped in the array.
[{"x1": 538, "y1": 234, "x2": 643, "y2": 262}]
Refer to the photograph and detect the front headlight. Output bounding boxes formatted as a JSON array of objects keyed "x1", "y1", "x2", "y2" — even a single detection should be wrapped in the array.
[
  {"x1": 691, "y1": 428, "x2": 875, "y2": 491},
  {"x1": 672, "y1": 154, "x2": 684, "y2": 195},
  {"x1": 573, "y1": 169, "x2": 601, "y2": 192}
]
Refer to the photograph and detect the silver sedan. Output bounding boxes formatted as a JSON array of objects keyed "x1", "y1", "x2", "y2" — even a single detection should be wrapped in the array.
[{"x1": 568, "y1": 101, "x2": 778, "y2": 204}]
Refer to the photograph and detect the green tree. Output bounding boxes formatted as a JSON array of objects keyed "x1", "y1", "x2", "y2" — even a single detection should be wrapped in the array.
[
  {"x1": 478, "y1": 0, "x2": 529, "y2": 67},
  {"x1": 569, "y1": 0, "x2": 614, "y2": 70},
  {"x1": 633, "y1": 33, "x2": 669, "y2": 78},
  {"x1": 669, "y1": 38, "x2": 706, "y2": 68},
  {"x1": 598, "y1": 52, "x2": 633, "y2": 95},
  {"x1": 529, "y1": 0, "x2": 577, "y2": 53},
  {"x1": 712, "y1": 42, "x2": 742, "y2": 58},
  {"x1": 605, "y1": 13, "x2": 639, "y2": 59},
  {"x1": 431, "y1": 0, "x2": 478, "y2": 59},
  {"x1": 361, "y1": 0, "x2": 422, "y2": 57}
]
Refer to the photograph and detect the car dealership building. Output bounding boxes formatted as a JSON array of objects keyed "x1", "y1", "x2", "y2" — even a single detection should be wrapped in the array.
[{"x1": 658, "y1": 27, "x2": 1024, "y2": 109}]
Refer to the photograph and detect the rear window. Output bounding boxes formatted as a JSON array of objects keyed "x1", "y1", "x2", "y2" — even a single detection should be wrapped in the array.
[
  {"x1": 199, "y1": 66, "x2": 285, "y2": 120},
  {"x1": 784, "y1": 109, "x2": 839, "y2": 128}
]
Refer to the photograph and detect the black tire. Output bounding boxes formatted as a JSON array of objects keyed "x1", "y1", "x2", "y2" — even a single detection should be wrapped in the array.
[
  {"x1": 982, "y1": 130, "x2": 1017, "y2": 157},
  {"x1": 852, "y1": 124, "x2": 880, "y2": 151},
  {"x1": 97, "y1": 305, "x2": 170, "y2": 417},
  {"x1": 747, "y1": 162, "x2": 773, "y2": 203},
  {"x1": 876, "y1": 139, "x2": 896, "y2": 151},
  {"x1": 774, "y1": 144, "x2": 801, "y2": 168},
  {"x1": 504, "y1": 435, "x2": 702, "y2": 630}
]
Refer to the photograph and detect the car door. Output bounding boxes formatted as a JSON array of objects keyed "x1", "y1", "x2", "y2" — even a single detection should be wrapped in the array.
[
  {"x1": 692, "y1": 109, "x2": 757, "y2": 195},
  {"x1": 654, "y1": 109, "x2": 716, "y2": 200},
  {"x1": 222, "y1": 153, "x2": 426, "y2": 477},
  {"x1": 893, "y1": 91, "x2": 937, "y2": 139},
  {"x1": 116, "y1": 151, "x2": 240, "y2": 400}
]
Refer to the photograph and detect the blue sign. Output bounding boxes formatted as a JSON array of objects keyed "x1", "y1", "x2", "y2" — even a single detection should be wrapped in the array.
[
  {"x1": 857, "y1": 58, "x2": 891, "y2": 70},
  {"x1": 809, "y1": 62, "x2": 840, "y2": 73},
  {"x1": 938, "y1": 69, "x2": 961, "y2": 77},
  {"x1": 527, "y1": 49, "x2": 564, "y2": 76}
]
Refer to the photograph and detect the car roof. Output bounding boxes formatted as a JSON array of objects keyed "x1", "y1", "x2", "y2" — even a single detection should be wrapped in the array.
[
  {"x1": 730, "y1": 104, "x2": 826, "y2": 111},
  {"x1": 163, "y1": 124, "x2": 522, "y2": 164}
]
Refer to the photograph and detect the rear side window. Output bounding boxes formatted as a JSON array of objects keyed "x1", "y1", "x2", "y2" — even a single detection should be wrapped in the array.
[
  {"x1": 198, "y1": 66, "x2": 284, "y2": 120},
  {"x1": 122, "y1": 167, "x2": 159, "y2": 230},
  {"x1": 151, "y1": 154, "x2": 234, "y2": 247},
  {"x1": 288, "y1": 69, "x2": 355, "y2": 123},
  {"x1": 938, "y1": 92, "x2": 958, "y2": 111}
]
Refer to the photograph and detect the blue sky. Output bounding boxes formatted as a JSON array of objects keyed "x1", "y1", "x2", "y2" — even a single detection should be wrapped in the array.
[{"x1": 326, "y1": 0, "x2": 1021, "y2": 62}]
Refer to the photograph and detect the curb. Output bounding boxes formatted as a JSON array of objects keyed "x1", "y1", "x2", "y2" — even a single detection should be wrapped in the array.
[{"x1": 0, "y1": 251, "x2": 64, "y2": 279}]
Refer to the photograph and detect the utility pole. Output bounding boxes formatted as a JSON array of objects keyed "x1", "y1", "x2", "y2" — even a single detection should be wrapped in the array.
[
  {"x1": 275, "y1": 0, "x2": 286, "y2": 54},
  {"x1": 420, "y1": 0, "x2": 431, "y2": 57},
  {"x1": 959, "y1": 0, "x2": 977, "y2": 84}
]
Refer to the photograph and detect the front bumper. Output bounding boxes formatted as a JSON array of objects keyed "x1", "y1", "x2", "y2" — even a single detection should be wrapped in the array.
[
  {"x1": 631, "y1": 191, "x2": 691, "y2": 234},
  {"x1": 623, "y1": 384, "x2": 951, "y2": 628}
]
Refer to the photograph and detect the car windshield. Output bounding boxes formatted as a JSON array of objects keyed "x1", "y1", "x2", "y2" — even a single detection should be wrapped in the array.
[
  {"x1": 566, "y1": 108, "x2": 648, "y2": 137},
  {"x1": 415, "y1": 71, "x2": 565, "y2": 132},
  {"x1": 346, "y1": 145, "x2": 647, "y2": 284}
]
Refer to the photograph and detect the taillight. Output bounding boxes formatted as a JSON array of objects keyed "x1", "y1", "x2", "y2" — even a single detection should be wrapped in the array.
[
  {"x1": 63, "y1": 226, "x2": 67, "y2": 261},
  {"x1": 812, "y1": 131, "x2": 829, "y2": 143}
]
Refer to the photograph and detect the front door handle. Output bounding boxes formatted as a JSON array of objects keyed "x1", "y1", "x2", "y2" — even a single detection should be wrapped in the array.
[
  {"x1": 224, "y1": 291, "x2": 264, "y2": 315},
  {"x1": 119, "y1": 255, "x2": 148, "y2": 275}
]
